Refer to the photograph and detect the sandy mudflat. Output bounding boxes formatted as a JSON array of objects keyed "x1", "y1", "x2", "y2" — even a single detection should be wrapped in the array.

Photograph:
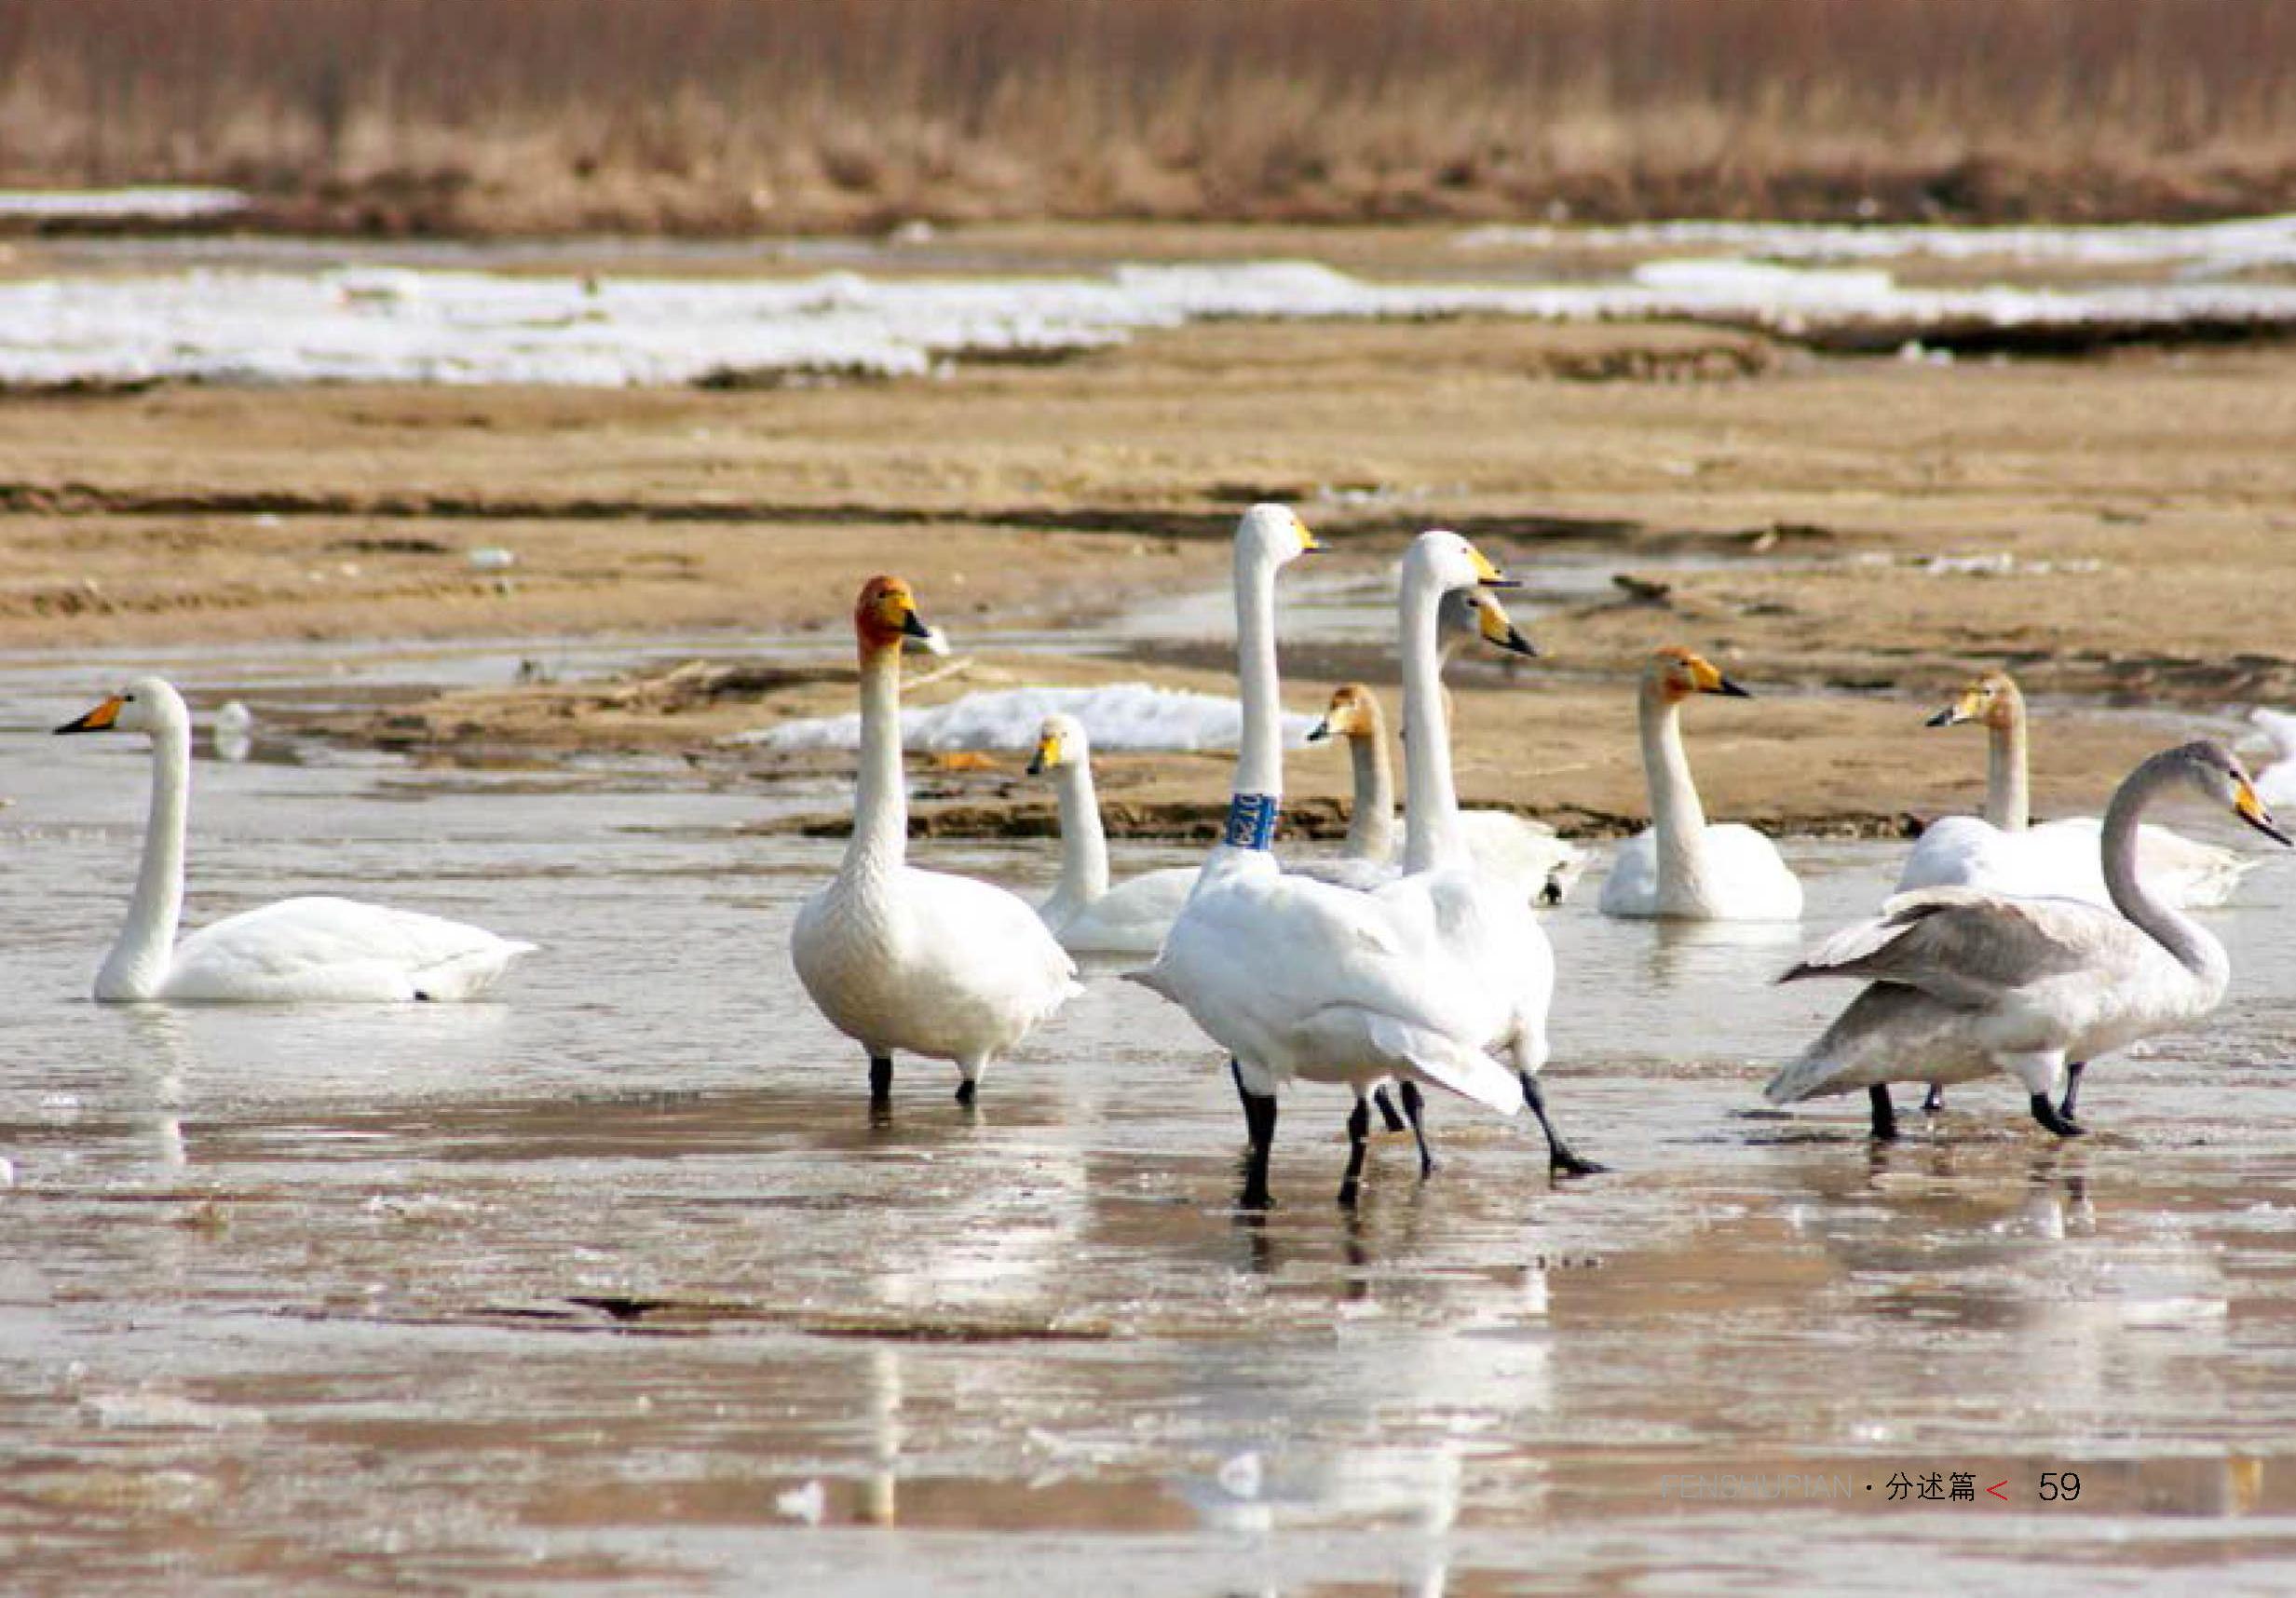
[{"x1": 4, "y1": 315, "x2": 2293, "y2": 833}]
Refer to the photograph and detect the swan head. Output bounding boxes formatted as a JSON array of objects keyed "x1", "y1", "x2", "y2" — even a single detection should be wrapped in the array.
[
  {"x1": 1307, "y1": 684, "x2": 1381, "y2": 744},
  {"x1": 1236, "y1": 503, "x2": 1321, "y2": 571},
  {"x1": 1926, "y1": 670, "x2": 2022, "y2": 729},
  {"x1": 1406, "y1": 529, "x2": 1517, "y2": 595},
  {"x1": 55, "y1": 676, "x2": 189, "y2": 738},
  {"x1": 1648, "y1": 646, "x2": 1749, "y2": 704},
  {"x1": 1027, "y1": 713, "x2": 1090, "y2": 776},
  {"x1": 2172, "y1": 739, "x2": 2292, "y2": 846},
  {"x1": 1447, "y1": 588, "x2": 1539, "y2": 657},
  {"x1": 853, "y1": 576, "x2": 947, "y2": 657}
]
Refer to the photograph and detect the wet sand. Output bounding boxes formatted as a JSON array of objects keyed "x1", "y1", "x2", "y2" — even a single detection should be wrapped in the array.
[{"x1": 6, "y1": 318, "x2": 2295, "y2": 830}]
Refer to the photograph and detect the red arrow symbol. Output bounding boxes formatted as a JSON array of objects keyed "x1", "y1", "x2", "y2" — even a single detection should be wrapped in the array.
[{"x1": 1987, "y1": 1481, "x2": 2010, "y2": 1501}]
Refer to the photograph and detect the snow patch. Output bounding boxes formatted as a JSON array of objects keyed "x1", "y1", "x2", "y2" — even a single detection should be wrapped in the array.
[
  {"x1": 6, "y1": 253, "x2": 2296, "y2": 388},
  {"x1": 1457, "y1": 212, "x2": 2296, "y2": 276},
  {"x1": 0, "y1": 185, "x2": 249, "y2": 222},
  {"x1": 734, "y1": 683, "x2": 1317, "y2": 752}
]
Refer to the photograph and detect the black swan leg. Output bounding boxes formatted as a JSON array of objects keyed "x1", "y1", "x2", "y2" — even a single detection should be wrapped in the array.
[
  {"x1": 869, "y1": 1055, "x2": 893, "y2": 1107},
  {"x1": 2058, "y1": 1062, "x2": 2087, "y2": 1121},
  {"x1": 1238, "y1": 1074, "x2": 1279, "y2": 1210},
  {"x1": 2030, "y1": 1092, "x2": 2086, "y2": 1139},
  {"x1": 1921, "y1": 1084, "x2": 1944, "y2": 1115},
  {"x1": 1372, "y1": 1085, "x2": 1407, "y2": 1134},
  {"x1": 1400, "y1": 1081, "x2": 1436, "y2": 1179},
  {"x1": 1521, "y1": 1073, "x2": 1607, "y2": 1177},
  {"x1": 1336, "y1": 1096, "x2": 1373, "y2": 1209},
  {"x1": 1869, "y1": 1084, "x2": 1900, "y2": 1142}
]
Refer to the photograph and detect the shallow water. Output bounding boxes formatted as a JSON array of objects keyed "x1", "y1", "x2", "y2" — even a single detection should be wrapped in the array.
[{"x1": 6, "y1": 657, "x2": 2296, "y2": 1593}]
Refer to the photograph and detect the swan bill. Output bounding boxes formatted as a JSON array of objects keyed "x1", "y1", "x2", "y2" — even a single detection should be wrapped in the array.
[
  {"x1": 55, "y1": 696, "x2": 124, "y2": 735},
  {"x1": 1027, "y1": 727, "x2": 1063, "y2": 774},
  {"x1": 1473, "y1": 592, "x2": 1540, "y2": 657},
  {"x1": 1463, "y1": 542, "x2": 1519, "y2": 589},
  {"x1": 2235, "y1": 780, "x2": 2294, "y2": 846},
  {"x1": 1303, "y1": 718, "x2": 1332, "y2": 743}
]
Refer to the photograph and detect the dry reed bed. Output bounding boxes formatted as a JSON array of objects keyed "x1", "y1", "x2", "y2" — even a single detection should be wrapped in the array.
[{"x1": 5, "y1": 0, "x2": 2296, "y2": 234}]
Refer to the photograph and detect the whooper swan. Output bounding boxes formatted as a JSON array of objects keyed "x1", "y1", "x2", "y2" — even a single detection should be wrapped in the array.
[
  {"x1": 1898, "y1": 670, "x2": 2250, "y2": 909},
  {"x1": 1027, "y1": 712, "x2": 1197, "y2": 955},
  {"x1": 1596, "y1": 647, "x2": 1802, "y2": 921},
  {"x1": 1131, "y1": 511, "x2": 1543, "y2": 1208},
  {"x1": 56, "y1": 677, "x2": 533, "y2": 1003},
  {"x1": 1767, "y1": 740, "x2": 2288, "y2": 1141},
  {"x1": 790, "y1": 576, "x2": 1081, "y2": 1107}
]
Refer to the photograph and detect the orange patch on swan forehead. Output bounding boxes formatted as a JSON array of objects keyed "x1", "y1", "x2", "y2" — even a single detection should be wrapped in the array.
[{"x1": 853, "y1": 574, "x2": 916, "y2": 646}]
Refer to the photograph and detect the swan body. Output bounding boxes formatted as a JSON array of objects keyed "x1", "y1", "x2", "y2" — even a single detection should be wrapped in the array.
[
  {"x1": 1597, "y1": 648, "x2": 1802, "y2": 921},
  {"x1": 1134, "y1": 512, "x2": 1570, "y2": 1204},
  {"x1": 1768, "y1": 740, "x2": 2288, "y2": 1135},
  {"x1": 1302, "y1": 670, "x2": 1582, "y2": 905},
  {"x1": 790, "y1": 577, "x2": 1080, "y2": 1102},
  {"x1": 1027, "y1": 713, "x2": 1197, "y2": 955},
  {"x1": 1898, "y1": 672, "x2": 2249, "y2": 910},
  {"x1": 56, "y1": 678, "x2": 532, "y2": 1003}
]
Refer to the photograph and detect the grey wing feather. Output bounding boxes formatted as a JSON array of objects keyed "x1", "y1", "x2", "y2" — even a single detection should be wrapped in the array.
[{"x1": 1781, "y1": 888, "x2": 2115, "y2": 1009}]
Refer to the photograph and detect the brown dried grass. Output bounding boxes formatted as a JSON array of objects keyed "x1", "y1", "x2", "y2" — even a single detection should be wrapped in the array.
[{"x1": 5, "y1": 0, "x2": 2295, "y2": 233}]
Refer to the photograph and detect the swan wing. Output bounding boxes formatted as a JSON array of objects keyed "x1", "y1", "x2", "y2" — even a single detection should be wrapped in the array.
[
  {"x1": 1138, "y1": 862, "x2": 1518, "y2": 1109},
  {"x1": 898, "y1": 868, "x2": 1082, "y2": 1023},
  {"x1": 1595, "y1": 830, "x2": 1660, "y2": 915},
  {"x1": 1783, "y1": 887, "x2": 2116, "y2": 1009},
  {"x1": 165, "y1": 896, "x2": 534, "y2": 1001},
  {"x1": 1456, "y1": 810, "x2": 1583, "y2": 895},
  {"x1": 1701, "y1": 823, "x2": 1804, "y2": 917},
  {"x1": 1058, "y1": 866, "x2": 1197, "y2": 955}
]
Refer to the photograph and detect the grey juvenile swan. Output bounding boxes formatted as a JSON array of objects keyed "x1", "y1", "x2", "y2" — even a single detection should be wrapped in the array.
[{"x1": 1767, "y1": 740, "x2": 2289, "y2": 1141}]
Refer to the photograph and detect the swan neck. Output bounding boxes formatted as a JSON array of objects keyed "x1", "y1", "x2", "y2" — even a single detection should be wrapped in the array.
[
  {"x1": 102, "y1": 727, "x2": 189, "y2": 998},
  {"x1": 847, "y1": 644, "x2": 908, "y2": 879},
  {"x1": 1218, "y1": 546, "x2": 1284, "y2": 851},
  {"x1": 1984, "y1": 699, "x2": 2031, "y2": 831},
  {"x1": 2102, "y1": 758, "x2": 2221, "y2": 982},
  {"x1": 1052, "y1": 761, "x2": 1110, "y2": 905},
  {"x1": 1344, "y1": 715, "x2": 1396, "y2": 863},
  {"x1": 1639, "y1": 684, "x2": 1711, "y2": 897},
  {"x1": 1400, "y1": 573, "x2": 1462, "y2": 873}
]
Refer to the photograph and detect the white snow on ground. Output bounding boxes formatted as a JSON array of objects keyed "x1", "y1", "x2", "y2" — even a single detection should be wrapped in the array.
[
  {"x1": 1457, "y1": 212, "x2": 2296, "y2": 276},
  {"x1": 0, "y1": 186, "x2": 248, "y2": 222},
  {"x1": 734, "y1": 684, "x2": 1317, "y2": 753},
  {"x1": 6, "y1": 248, "x2": 2296, "y2": 388}
]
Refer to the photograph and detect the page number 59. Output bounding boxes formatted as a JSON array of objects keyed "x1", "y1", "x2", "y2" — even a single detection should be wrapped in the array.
[{"x1": 2039, "y1": 1472, "x2": 2081, "y2": 1502}]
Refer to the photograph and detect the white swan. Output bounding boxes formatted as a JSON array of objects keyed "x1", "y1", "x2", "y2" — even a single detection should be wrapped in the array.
[
  {"x1": 1597, "y1": 647, "x2": 1802, "y2": 920},
  {"x1": 56, "y1": 678, "x2": 533, "y2": 1003},
  {"x1": 1899, "y1": 671, "x2": 2251, "y2": 909},
  {"x1": 790, "y1": 576, "x2": 1080, "y2": 1106},
  {"x1": 211, "y1": 700, "x2": 253, "y2": 764},
  {"x1": 1133, "y1": 511, "x2": 1562, "y2": 1207},
  {"x1": 1767, "y1": 740, "x2": 2289, "y2": 1140},
  {"x1": 1304, "y1": 670, "x2": 1583, "y2": 905},
  {"x1": 1026, "y1": 712, "x2": 1196, "y2": 955}
]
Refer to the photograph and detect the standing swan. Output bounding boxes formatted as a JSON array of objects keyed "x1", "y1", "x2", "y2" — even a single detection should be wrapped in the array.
[
  {"x1": 1767, "y1": 741, "x2": 2289, "y2": 1140},
  {"x1": 1597, "y1": 647, "x2": 1801, "y2": 921},
  {"x1": 1131, "y1": 512, "x2": 1539, "y2": 1208},
  {"x1": 791, "y1": 576, "x2": 1080, "y2": 1106},
  {"x1": 1026, "y1": 712, "x2": 1197, "y2": 955},
  {"x1": 56, "y1": 678, "x2": 533, "y2": 1002},
  {"x1": 1898, "y1": 670, "x2": 2250, "y2": 909}
]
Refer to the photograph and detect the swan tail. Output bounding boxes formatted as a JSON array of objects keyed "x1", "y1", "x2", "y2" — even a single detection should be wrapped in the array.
[
  {"x1": 1365, "y1": 1016, "x2": 1522, "y2": 1117},
  {"x1": 1121, "y1": 963, "x2": 1175, "y2": 1002},
  {"x1": 1763, "y1": 1045, "x2": 1842, "y2": 1105}
]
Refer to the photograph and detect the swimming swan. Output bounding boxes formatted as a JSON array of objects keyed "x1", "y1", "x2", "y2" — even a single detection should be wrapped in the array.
[
  {"x1": 1131, "y1": 511, "x2": 1544, "y2": 1208},
  {"x1": 1597, "y1": 647, "x2": 1802, "y2": 921},
  {"x1": 790, "y1": 576, "x2": 1080, "y2": 1106},
  {"x1": 1027, "y1": 712, "x2": 1197, "y2": 955},
  {"x1": 1897, "y1": 670, "x2": 2250, "y2": 909},
  {"x1": 1305, "y1": 670, "x2": 1583, "y2": 906},
  {"x1": 1767, "y1": 740, "x2": 2289, "y2": 1140},
  {"x1": 55, "y1": 677, "x2": 534, "y2": 1003}
]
